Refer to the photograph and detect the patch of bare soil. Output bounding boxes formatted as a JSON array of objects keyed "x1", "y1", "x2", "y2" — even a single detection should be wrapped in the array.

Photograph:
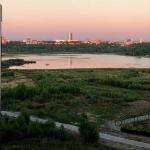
[
  {"x1": 130, "y1": 100, "x2": 150, "y2": 110},
  {"x1": 116, "y1": 100, "x2": 150, "y2": 120},
  {"x1": 2, "y1": 72, "x2": 34, "y2": 88}
]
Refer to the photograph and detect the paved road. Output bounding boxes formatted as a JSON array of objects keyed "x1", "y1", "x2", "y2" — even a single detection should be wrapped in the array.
[
  {"x1": 1, "y1": 111, "x2": 150, "y2": 149},
  {"x1": 99, "y1": 133, "x2": 150, "y2": 149}
]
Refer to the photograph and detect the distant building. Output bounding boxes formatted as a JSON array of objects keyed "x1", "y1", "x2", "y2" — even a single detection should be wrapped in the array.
[
  {"x1": 139, "y1": 39, "x2": 143, "y2": 44},
  {"x1": 68, "y1": 32, "x2": 73, "y2": 42},
  {"x1": 32, "y1": 40, "x2": 38, "y2": 44},
  {"x1": 83, "y1": 40, "x2": 102, "y2": 45},
  {"x1": 54, "y1": 32, "x2": 82, "y2": 44},
  {"x1": 124, "y1": 39, "x2": 133, "y2": 46},
  {"x1": 55, "y1": 40, "x2": 66, "y2": 44},
  {"x1": 23, "y1": 38, "x2": 39, "y2": 45}
]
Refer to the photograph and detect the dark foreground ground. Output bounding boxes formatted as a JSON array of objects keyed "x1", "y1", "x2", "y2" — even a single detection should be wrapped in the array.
[{"x1": 1, "y1": 138, "x2": 120, "y2": 150}]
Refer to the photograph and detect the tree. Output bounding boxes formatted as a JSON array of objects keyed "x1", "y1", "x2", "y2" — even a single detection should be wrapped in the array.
[{"x1": 79, "y1": 114, "x2": 99, "y2": 143}]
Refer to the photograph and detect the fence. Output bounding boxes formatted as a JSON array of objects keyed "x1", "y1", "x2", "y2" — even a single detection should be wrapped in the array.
[{"x1": 115, "y1": 114, "x2": 150, "y2": 126}]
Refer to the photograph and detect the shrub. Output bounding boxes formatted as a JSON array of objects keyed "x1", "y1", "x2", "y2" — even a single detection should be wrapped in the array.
[
  {"x1": 2, "y1": 59, "x2": 35, "y2": 69},
  {"x1": 1, "y1": 70, "x2": 14, "y2": 77},
  {"x1": 42, "y1": 121, "x2": 56, "y2": 137},
  {"x1": 1, "y1": 88, "x2": 13, "y2": 98},
  {"x1": 27, "y1": 122, "x2": 43, "y2": 137},
  {"x1": 79, "y1": 114, "x2": 99, "y2": 143},
  {"x1": 0, "y1": 116, "x2": 72, "y2": 142},
  {"x1": 19, "y1": 110, "x2": 30, "y2": 125},
  {"x1": 16, "y1": 84, "x2": 35, "y2": 99},
  {"x1": 56, "y1": 125, "x2": 70, "y2": 141}
]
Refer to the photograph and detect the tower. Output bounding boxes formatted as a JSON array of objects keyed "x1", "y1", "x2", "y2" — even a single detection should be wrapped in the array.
[{"x1": 68, "y1": 32, "x2": 73, "y2": 42}]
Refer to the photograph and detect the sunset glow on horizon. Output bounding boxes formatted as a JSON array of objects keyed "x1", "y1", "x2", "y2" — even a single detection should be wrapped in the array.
[{"x1": 1, "y1": 0, "x2": 150, "y2": 41}]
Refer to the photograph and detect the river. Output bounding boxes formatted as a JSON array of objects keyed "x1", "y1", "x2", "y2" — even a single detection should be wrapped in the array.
[{"x1": 3, "y1": 54, "x2": 150, "y2": 69}]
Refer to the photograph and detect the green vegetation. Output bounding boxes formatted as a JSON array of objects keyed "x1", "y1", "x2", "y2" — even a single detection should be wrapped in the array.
[
  {"x1": 2, "y1": 69, "x2": 150, "y2": 126},
  {"x1": 79, "y1": 114, "x2": 99, "y2": 143},
  {"x1": 1, "y1": 69, "x2": 15, "y2": 77},
  {"x1": 1, "y1": 68, "x2": 149, "y2": 150},
  {"x1": 1, "y1": 137, "x2": 118, "y2": 150},
  {"x1": 123, "y1": 120, "x2": 150, "y2": 132},
  {"x1": 0, "y1": 112, "x2": 71, "y2": 142},
  {"x1": 0, "y1": 113, "x2": 118, "y2": 150},
  {"x1": 2, "y1": 59, "x2": 36, "y2": 69},
  {"x1": 2, "y1": 42, "x2": 150, "y2": 56}
]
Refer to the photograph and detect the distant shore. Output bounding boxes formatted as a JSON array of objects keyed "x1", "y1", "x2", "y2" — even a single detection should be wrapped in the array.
[{"x1": 2, "y1": 42, "x2": 150, "y2": 56}]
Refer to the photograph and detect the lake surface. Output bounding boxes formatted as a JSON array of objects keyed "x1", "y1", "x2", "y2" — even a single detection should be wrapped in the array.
[{"x1": 3, "y1": 54, "x2": 150, "y2": 69}]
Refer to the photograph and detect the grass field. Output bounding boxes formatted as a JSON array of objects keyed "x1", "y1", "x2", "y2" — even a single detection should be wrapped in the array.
[
  {"x1": 2, "y1": 69, "x2": 150, "y2": 128},
  {"x1": 123, "y1": 120, "x2": 150, "y2": 132}
]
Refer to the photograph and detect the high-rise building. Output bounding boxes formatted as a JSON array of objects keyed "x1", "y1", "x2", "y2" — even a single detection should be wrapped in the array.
[{"x1": 68, "y1": 32, "x2": 73, "y2": 41}]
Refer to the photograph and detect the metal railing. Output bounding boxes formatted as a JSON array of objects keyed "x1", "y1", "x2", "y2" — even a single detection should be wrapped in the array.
[{"x1": 115, "y1": 114, "x2": 150, "y2": 126}]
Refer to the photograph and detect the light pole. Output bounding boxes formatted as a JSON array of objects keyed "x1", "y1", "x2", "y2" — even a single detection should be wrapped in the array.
[{"x1": 0, "y1": 4, "x2": 2, "y2": 116}]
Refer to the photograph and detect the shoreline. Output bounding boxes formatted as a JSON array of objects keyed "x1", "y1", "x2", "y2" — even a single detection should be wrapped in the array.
[{"x1": 2, "y1": 52, "x2": 150, "y2": 58}]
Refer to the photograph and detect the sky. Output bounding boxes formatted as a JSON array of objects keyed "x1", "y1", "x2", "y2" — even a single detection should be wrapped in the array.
[{"x1": 1, "y1": 0, "x2": 150, "y2": 41}]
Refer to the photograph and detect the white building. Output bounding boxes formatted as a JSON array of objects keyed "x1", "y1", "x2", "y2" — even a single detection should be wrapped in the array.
[
  {"x1": 23, "y1": 38, "x2": 38, "y2": 45},
  {"x1": 68, "y1": 32, "x2": 73, "y2": 42}
]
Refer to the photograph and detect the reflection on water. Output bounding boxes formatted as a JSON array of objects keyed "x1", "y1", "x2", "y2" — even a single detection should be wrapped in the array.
[{"x1": 3, "y1": 54, "x2": 150, "y2": 69}]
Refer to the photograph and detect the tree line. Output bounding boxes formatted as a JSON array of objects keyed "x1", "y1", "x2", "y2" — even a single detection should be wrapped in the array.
[{"x1": 2, "y1": 42, "x2": 150, "y2": 56}]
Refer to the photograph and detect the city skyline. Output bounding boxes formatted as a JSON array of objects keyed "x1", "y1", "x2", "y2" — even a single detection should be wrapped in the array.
[{"x1": 1, "y1": 0, "x2": 150, "y2": 41}]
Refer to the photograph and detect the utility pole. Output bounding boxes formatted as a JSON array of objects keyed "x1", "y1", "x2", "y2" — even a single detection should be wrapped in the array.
[{"x1": 0, "y1": 4, "x2": 2, "y2": 116}]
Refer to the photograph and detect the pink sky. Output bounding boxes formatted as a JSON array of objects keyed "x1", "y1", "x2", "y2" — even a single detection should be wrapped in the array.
[{"x1": 1, "y1": 0, "x2": 150, "y2": 41}]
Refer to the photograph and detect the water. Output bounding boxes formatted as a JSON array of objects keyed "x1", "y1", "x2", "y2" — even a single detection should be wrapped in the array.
[{"x1": 3, "y1": 54, "x2": 150, "y2": 69}]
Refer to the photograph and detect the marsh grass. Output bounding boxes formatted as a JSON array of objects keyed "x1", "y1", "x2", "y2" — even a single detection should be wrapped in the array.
[{"x1": 2, "y1": 69, "x2": 150, "y2": 126}]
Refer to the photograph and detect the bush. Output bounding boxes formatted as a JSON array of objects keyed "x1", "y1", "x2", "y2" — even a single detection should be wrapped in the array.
[
  {"x1": 1, "y1": 70, "x2": 14, "y2": 77},
  {"x1": 0, "y1": 115, "x2": 72, "y2": 142},
  {"x1": 13, "y1": 84, "x2": 36, "y2": 100},
  {"x1": 79, "y1": 114, "x2": 99, "y2": 143},
  {"x1": 2, "y1": 59, "x2": 35, "y2": 69},
  {"x1": 18, "y1": 110, "x2": 30, "y2": 125},
  {"x1": 1, "y1": 88, "x2": 13, "y2": 98},
  {"x1": 56, "y1": 125, "x2": 70, "y2": 141},
  {"x1": 27, "y1": 122, "x2": 43, "y2": 137}
]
